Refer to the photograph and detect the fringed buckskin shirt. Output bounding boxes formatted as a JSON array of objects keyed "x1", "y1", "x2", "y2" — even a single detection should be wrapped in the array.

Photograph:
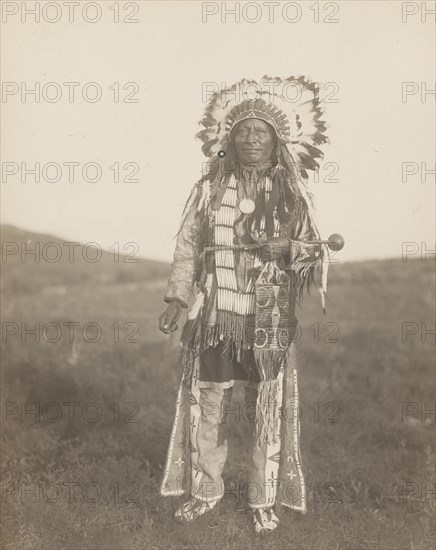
[{"x1": 164, "y1": 162, "x2": 320, "y2": 379}]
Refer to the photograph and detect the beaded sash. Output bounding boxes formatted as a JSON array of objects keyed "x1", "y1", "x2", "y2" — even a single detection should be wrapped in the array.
[{"x1": 214, "y1": 174, "x2": 256, "y2": 315}]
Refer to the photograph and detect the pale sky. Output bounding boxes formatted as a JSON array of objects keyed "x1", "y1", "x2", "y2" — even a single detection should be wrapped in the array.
[{"x1": 2, "y1": 1, "x2": 435, "y2": 263}]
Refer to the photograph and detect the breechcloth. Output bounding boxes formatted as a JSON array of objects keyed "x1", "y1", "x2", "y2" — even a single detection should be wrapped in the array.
[{"x1": 199, "y1": 342, "x2": 261, "y2": 386}]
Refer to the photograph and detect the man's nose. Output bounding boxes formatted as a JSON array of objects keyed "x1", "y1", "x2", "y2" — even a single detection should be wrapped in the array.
[{"x1": 245, "y1": 125, "x2": 258, "y2": 144}]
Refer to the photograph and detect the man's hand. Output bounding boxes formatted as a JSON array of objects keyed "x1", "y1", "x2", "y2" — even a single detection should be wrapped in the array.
[
  {"x1": 260, "y1": 237, "x2": 290, "y2": 263},
  {"x1": 288, "y1": 241, "x2": 322, "y2": 263},
  {"x1": 159, "y1": 302, "x2": 182, "y2": 334}
]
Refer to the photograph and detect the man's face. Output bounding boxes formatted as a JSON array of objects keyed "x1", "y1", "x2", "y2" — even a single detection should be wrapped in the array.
[{"x1": 233, "y1": 118, "x2": 275, "y2": 165}]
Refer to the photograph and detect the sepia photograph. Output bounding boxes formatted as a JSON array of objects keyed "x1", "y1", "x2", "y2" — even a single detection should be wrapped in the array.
[{"x1": 1, "y1": 1, "x2": 435, "y2": 549}]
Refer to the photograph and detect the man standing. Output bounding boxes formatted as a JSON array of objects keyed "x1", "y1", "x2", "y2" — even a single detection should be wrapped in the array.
[{"x1": 159, "y1": 76, "x2": 328, "y2": 533}]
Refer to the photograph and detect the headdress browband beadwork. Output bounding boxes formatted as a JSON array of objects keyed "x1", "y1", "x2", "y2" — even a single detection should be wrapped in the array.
[{"x1": 225, "y1": 99, "x2": 291, "y2": 142}]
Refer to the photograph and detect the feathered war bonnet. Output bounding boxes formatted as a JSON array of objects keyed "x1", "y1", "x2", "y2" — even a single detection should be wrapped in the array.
[
  {"x1": 195, "y1": 75, "x2": 330, "y2": 308},
  {"x1": 196, "y1": 76, "x2": 327, "y2": 232}
]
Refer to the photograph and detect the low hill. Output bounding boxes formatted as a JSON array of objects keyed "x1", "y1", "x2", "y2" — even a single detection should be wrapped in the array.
[{"x1": 1, "y1": 224, "x2": 170, "y2": 293}]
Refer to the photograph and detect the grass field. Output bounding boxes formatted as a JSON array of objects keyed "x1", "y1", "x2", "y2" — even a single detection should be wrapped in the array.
[{"x1": 1, "y1": 225, "x2": 435, "y2": 550}]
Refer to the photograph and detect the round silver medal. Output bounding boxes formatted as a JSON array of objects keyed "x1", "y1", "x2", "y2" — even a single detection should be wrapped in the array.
[{"x1": 239, "y1": 198, "x2": 255, "y2": 214}]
